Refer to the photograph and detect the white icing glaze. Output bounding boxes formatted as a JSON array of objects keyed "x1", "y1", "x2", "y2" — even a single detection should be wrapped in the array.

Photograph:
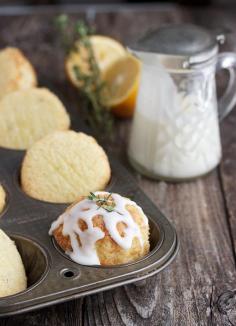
[{"x1": 49, "y1": 192, "x2": 148, "y2": 265}]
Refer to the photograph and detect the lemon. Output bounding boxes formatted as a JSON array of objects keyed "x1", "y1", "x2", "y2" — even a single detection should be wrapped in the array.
[
  {"x1": 65, "y1": 35, "x2": 126, "y2": 87},
  {"x1": 102, "y1": 55, "x2": 141, "y2": 118}
]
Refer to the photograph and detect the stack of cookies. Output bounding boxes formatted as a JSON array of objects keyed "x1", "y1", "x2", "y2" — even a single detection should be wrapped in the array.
[{"x1": 0, "y1": 47, "x2": 111, "y2": 204}]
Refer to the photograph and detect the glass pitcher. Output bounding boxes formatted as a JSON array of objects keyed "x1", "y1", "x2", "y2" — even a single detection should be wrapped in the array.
[{"x1": 128, "y1": 24, "x2": 236, "y2": 181}]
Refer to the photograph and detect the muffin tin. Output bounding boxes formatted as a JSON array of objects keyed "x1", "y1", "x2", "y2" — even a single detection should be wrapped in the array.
[{"x1": 0, "y1": 123, "x2": 179, "y2": 316}]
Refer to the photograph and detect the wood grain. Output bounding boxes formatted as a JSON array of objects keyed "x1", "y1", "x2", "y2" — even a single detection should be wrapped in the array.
[{"x1": 0, "y1": 5, "x2": 236, "y2": 326}]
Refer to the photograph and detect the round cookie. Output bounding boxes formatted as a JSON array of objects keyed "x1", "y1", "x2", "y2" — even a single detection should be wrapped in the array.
[
  {"x1": 21, "y1": 131, "x2": 111, "y2": 203},
  {"x1": 0, "y1": 185, "x2": 5, "y2": 214},
  {"x1": 0, "y1": 229, "x2": 27, "y2": 297},
  {"x1": 50, "y1": 192, "x2": 150, "y2": 266},
  {"x1": 0, "y1": 47, "x2": 37, "y2": 99},
  {"x1": 0, "y1": 88, "x2": 70, "y2": 149}
]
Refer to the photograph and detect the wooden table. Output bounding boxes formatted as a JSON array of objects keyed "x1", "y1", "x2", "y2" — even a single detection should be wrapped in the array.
[{"x1": 0, "y1": 3, "x2": 236, "y2": 325}]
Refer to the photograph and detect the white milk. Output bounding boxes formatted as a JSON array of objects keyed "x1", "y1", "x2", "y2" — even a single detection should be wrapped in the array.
[{"x1": 128, "y1": 63, "x2": 222, "y2": 180}]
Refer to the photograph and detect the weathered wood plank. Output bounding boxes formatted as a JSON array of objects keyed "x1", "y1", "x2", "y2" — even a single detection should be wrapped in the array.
[
  {"x1": 190, "y1": 7, "x2": 236, "y2": 257},
  {"x1": 0, "y1": 6, "x2": 236, "y2": 326},
  {"x1": 189, "y1": 8, "x2": 236, "y2": 325},
  {"x1": 220, "y1": 110, "x2": 236, "y2": 258}
]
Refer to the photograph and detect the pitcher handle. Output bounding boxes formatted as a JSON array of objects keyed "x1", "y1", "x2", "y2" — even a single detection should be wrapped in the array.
[{"x1": 216, "y1": 52, "x2": 236, "y2": 121}]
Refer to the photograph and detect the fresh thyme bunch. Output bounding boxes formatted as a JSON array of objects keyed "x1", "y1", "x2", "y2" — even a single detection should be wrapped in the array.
[{"x1": 55, "y1": 14, "x2": 114, "y2": 139}]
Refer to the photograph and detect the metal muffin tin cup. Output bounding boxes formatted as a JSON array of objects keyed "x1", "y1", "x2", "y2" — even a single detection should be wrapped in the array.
[{"x1": 0, "y1": 126, "x2": 179, "y2": 317}]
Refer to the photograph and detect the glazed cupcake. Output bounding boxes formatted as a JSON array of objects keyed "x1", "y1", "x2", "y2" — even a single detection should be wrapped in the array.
[{"x1": 49, "y1": 191, "x2": 150, "y2": 266}]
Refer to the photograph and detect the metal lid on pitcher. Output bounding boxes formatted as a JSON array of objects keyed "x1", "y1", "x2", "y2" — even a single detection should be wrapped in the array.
[{"x1": 129, "y1": 24, "x2": 223, "y2": 70}]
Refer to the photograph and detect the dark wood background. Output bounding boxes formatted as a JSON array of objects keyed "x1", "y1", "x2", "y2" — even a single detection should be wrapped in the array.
[{"x1": 0, "y1": 3, "x2": 236, "y2": 325}]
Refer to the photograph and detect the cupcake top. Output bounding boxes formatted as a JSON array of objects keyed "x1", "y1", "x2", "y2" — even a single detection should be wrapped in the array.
[
  {"x1": 0, "y1": 229, "x2": 27, "y2": 297},
  {"x1": 0, "y1": 185, "x2": 6, "y2": 215},
  {"x1": 0, "y1": 47, "x2": 37, "y2": 99},
  {"x1": 21, "y1": 131, "x2": 111, "y2": 203},
  {"x1": 0, "y1": 88, "x2": 70, "y2": 150}
]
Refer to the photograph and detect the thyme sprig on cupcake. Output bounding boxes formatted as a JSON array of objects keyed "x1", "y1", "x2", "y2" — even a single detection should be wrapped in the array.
[{"x1": 88, "y1": 192, "x2": 122, "y2": 215}]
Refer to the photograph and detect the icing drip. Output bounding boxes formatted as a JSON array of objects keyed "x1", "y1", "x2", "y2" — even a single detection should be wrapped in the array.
[{"x1": 49, "y1": 192, "x2": 148, "y2": 265}]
